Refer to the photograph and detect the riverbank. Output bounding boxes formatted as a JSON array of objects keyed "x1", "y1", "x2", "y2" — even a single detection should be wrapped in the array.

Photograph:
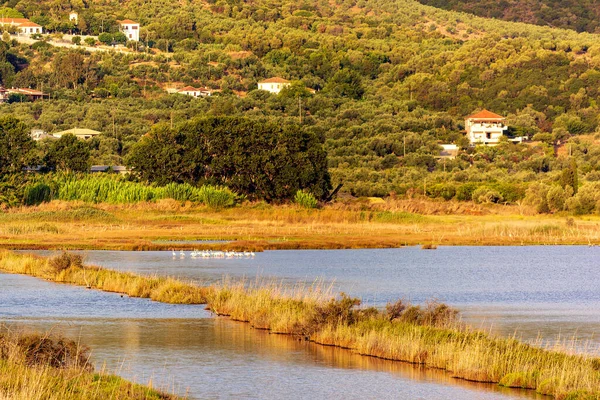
[
  {"x1": 0, "y1": 200, "x2": 599, "y2": 250},
  {"x1": 0, "y1": 328, "x2": 177, "y2": 400},
  {"x1": 1, "y1": 250, "x2": 599, "y2": 399}
]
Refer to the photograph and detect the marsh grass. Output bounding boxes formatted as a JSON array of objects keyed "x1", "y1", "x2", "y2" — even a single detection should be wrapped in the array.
[
  {"x1": 0, "y1": 328, "x2": 177, "y2": 400},
  {"x1": 1, "y1": 250, "x2": 599, "y2": 399}
]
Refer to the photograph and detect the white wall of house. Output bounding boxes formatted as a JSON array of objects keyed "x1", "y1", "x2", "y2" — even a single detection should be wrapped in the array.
[
  {"x1": 120, "y1": 23, "x2": 140, "y2": 41},
  {"x1": 466, "y1": 120, "x2": 506, "y2": 145},
  {"x1": 258, "y1": 82, "x2": 290, "y2": 94}
]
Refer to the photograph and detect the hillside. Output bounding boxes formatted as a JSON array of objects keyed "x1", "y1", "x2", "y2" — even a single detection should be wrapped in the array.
[
  {"x1": 417, "y1": 0, "x2": 600, "y2": 33},
  {"x1": 1, "y1": 0, "x2": 600, "y2": 210}
]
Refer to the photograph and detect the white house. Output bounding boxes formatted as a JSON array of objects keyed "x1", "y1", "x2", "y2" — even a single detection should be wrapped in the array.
[
  {"x1": 465, "y1": 109, "x2": 507, "y2": 146},
  {"x1": 177, "y1": 86, "x2": 214, "y2": 97},
  {"x1": 69, "y1": 12, "x2": 78, "y2": 24},
  {"x1": 0, "y1": 18, "x2": 43, "y2": 35},
  {"x1": 118, "y1": 19, "x2": 140, "y2": 41},
  {"x1": 52, "y1": 128, "x2": 101, "y2": 140},
  {"x1": 258, "y1": 77, "x2": 291, "y2": 94}
]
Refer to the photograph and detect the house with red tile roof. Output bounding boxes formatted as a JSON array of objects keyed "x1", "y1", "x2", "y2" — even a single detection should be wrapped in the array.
[
  {"x1": 258, "y1": 77, "x2": 291, "y2": 94},
  {"x1": 118, "y1": 19, "x2": 140, "y2": 41},
  {"x1": 0, "y1": 18, "x2": 42, "y2": 35},
  {"x1": 465, "y1": 109, "x2": 507, "y2": 145}
]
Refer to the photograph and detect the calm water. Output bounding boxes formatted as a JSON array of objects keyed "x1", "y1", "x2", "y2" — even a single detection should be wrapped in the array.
[
  {"x1": 4, "y1": 246, "x2": 600, "y2": 398},
  {"x1": 1, "y1": 273, "x2": 541, "y2": 399},
  {"x1": 24, "y1": 246, "x2": 600, "y2": 349}
]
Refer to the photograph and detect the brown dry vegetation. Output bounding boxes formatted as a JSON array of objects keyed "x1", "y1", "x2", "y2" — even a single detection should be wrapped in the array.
[
  {"x1": 1, "y1": 250, "x2": 600, "y2": 400},
  {"x1": 0, "y1": 328, "x2": 178, "y2": 400},
  {"x1": 0, "y1": 200, "x2": 599, "y2": 251}
]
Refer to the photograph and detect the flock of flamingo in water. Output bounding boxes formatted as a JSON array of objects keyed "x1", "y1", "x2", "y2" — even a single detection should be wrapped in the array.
[{"x1": 171, "y1": 249, "x2": 255, "y2": 259}]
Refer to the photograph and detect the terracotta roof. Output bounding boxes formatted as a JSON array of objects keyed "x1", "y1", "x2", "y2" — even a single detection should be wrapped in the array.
[
  {"x1": 0, "y1": 18, "x2": 30, "y2": 24},
  {"x1": 118, "y1": 19, "x2": 139, "y2": 25},
  {"x1": 179, "y1": 86, "x2": 213, "y2": 93},
  {"x1": 0, "y1": 18, "x2": 41, "y2": 27},
  {"x1": 179, "y1": 86, "x2": 199, "y2": 92},
  {"x1": 259, "y1": 77, "x2": 291, "y2": 84},
  {"x1": 466, "y1": 109, "x2": 505, "y2": 120},
  {"x1": 19, "y1": 21, "x2": 41, "y2": 27}
]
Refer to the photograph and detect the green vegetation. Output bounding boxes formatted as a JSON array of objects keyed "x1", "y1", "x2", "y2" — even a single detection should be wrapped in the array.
[
  {"x1": 0, "y1": 328, "x2": 178, "y2": 399},
  {"x1": 8, "y1": 173, "x2": 240, "y2": 207},
  {"x1": 126, "y1": 116, "x2": 331, "y2": 200},
  {"x1": 294, "y1": 190, "x2": 318, "y2": 209},
  {"x1": 2, "y1": 0, "x2": 600, "y2": 208},
  {"x1": 1, "y1": 250, "x2": 600, "y2": 399},
  {"x1": 417, "y1": 0, "x2": 600, "y2": 33}
]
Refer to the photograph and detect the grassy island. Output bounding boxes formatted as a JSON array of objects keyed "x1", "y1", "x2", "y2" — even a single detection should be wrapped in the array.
[{"x1": 1, "y1": 250, "x2": 599, "y2": 399}]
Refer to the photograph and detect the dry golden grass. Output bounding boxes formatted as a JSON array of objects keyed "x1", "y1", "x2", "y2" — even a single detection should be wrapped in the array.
[
  {"x1": 0, "y1": 328, "x2": 178, "y2": 400},
  {"x1": 2, "y1": 250, "x2": 600, "y2": 399},
  {"x1": 0, "y1": 200, "x2": 599, "y2": 250}
]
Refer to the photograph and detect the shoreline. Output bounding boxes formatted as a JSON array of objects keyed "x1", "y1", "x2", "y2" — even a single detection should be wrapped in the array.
[{"x1": 1, "y1": 250, "x2": 599, "y2": 399}]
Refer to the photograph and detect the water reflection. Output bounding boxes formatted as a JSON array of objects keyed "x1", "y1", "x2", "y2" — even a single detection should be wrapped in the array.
[{"x1": 2, "y1": 272, "x2": 543, "y2": 399}]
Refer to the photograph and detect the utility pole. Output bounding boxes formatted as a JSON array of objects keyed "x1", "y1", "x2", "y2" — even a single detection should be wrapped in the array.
[{"x1": 298, "y1": 95, "x2": 302, "y2": 124}]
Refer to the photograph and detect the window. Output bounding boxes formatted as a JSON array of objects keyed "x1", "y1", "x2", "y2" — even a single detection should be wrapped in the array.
[
  {"x1": 486, "y1": 132, "x2": 491, "y2": 139},
  {"x1": 132, "y1": 26, "x2": 138, "y2": 30}
]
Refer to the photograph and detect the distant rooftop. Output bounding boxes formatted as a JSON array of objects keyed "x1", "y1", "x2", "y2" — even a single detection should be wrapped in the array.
[
  {"x1": 118, "y1": 19, "x2": 139, "y2": 25},
  {"x1": 259, "y1": 77, "x2": 291, "y2": 84},
  {"x1": 53, "y1": 128, "x2": 102, "y2": 138},
  {"x1": 466, "y1": 109, "x2": 504, "y2": 120}
]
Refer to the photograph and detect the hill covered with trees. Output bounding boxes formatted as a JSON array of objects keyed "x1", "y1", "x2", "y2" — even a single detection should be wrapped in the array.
[
  {"x1": 417, "y1": 0, "x2": 600, "y2": 33},
  {"x1": 1, "y1": 0, "x2": 600, "y2": 212}
]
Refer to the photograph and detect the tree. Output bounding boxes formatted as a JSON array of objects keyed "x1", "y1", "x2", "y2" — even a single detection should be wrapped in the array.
[
  {"x1": 113, "y1": 32, "x2": 127, "y2": 44},
  {"x1": 45, "y1": 134, "x2": 91, "y2": 172},
  {"x1": 98, "y1": 32, "x2": 113, "y2": 45},
  {"x1": 323, "y1": 69, "x2": 364, "y2": 100},
  {"x1": 559, "y1": 158, "x2": 578, "y2": 194},
  {"x1": 72, "y1": 36, "x2": 82, "y2": 45},
  {"x1": 127, "y1": 117, "x2": 331, "y2": 201},
  {"x1": 84, "y1": 37, "x2": 96, "y2": 46},
  {"x1": 0, "y1": 116, "x2": 35, "y2": 175}
]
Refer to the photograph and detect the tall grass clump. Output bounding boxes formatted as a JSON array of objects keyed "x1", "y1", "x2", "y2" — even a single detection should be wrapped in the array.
[
  {"x1": 23, "y1": 183, "x2": 52, "y2": 206},
  {"x1": 0, "y1": 329, "x2": 179, "y2": 399},
  {"x1": 294, "y1": 190, "x2": 318, "y2": 209}
]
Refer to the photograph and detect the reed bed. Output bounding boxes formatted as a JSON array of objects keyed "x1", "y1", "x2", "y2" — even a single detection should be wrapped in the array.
[
  {"x1": 0, "y1": 328, "x2": 177, "y2": 400},
  {"x1": 23, "y1": 174, "x2": 238, "y2": 208},
  {"x1": 1, "y1": 251, "x2": 599, "y2": 399}
]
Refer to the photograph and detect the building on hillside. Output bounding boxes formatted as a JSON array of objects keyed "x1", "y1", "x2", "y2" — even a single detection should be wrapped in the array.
[
  {"x1": 438, "y1": 144, "x2": 459, "y2": 159},
  {"x1": 69, "y1": 12, "x2": 78, "y2": 24},
  {"x1": 257, "y1": 77, "x2": 291, "y2": 94},
  {"x1": 52, "y1": 128, "x2": 101, "y2": 140},
  {"x1": 118, "y1": 19, "x2": 140, "y2": 42},
  {"x1": 465, "y1": 109, "x2": 507, "y2": 146},
  {"x1": 30, "y1": 129, "x2": 53, "y2": 141},
  {"x1": 0, "y1": 86, "x2": 8, "y2": 103},
  {"x1": 0, "y1": 18, "x2": 42, "y2": 35},
  {"x1": 7, "y1": 88, "x2": 47, "y2": 101},
  {"x1": 177, "y1": 86, "x2": 215, "y2": 97},
  {"x1": 91, "y1": 165, "x2": 129, "y2": 175}
]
